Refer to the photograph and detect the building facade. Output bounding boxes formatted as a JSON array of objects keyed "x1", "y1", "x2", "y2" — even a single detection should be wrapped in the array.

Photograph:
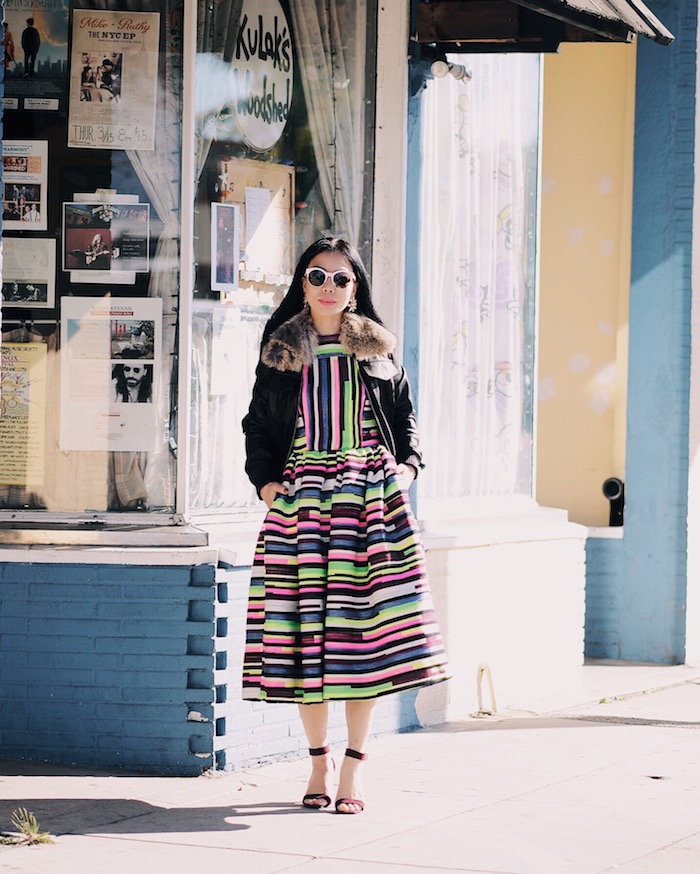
[{"x1": 0, "y1": 0, "x2": 687, "y2": 774}]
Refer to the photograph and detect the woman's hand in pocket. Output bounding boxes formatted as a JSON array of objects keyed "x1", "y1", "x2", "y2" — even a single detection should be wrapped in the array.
[
  {"x1": 260, "y1": 481, "x2": 288, "y2": 509},
  {"x1": 395, "y1": 463, "x2": 416, "y2": 492}
]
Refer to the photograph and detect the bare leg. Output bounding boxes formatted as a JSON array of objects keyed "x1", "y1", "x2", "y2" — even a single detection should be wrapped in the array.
[
  {"x1": 336, "y1": 699, "x2": 375, "y2": 813},
  {"x1": 298, "y1": 703, "x2": 334, "y2": 807}
]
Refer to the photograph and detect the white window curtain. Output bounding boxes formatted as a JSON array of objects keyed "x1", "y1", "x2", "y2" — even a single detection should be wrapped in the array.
[
  {"x1": 190, "y1": 307, "x2": 266, "y2": 510},
  {"x1": 290, "y1": 0, "x2": 368, "y2": 245},
  {"x1": 418, "y1": 54, "x2": 540, "y2": 503}
]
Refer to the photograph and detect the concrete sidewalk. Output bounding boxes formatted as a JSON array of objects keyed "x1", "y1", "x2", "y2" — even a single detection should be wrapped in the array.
[{"x1": 1, "y1": 663, "x2": 700, "y2": 874}]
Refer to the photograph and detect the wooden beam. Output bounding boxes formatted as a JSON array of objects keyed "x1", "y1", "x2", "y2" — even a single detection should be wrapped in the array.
[{"x1": 415, "y1": 0, "x2": 520, "y2": 42}]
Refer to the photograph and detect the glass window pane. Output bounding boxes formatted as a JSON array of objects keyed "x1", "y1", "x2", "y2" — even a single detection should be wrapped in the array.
[
  {"x1": 0, "y1": 3, "x2": 182, "y2": 514},
  {"x1": 190, "y1": 0, "x2": 377, "y2": 514},
  {"x1": 417, "y1": 54, "x2": 540, "y2": 501}
]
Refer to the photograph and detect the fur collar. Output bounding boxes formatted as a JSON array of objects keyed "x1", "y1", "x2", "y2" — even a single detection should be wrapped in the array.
[{"x1": 261, "y1": 309, "x2": 396, "y2": 373}]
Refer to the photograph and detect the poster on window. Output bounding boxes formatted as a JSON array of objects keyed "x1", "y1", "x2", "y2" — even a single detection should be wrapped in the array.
[
  {"x1": 67, "y1": 10, "x2": 160, "y2": 150},
  {"x1": 0, "y1": 343, "x2": 48, "y2": 487},
  {"x1": 211, "y1": 203, "x2": 240, "y2": 293},
  {"x1": 2, "y1": 0, "x2": 70, "y2": 110},
  {"x1": 59, "y1": 297, "x2": 162, "y2": 451},
  {"x1": 1, "y1": 140, "x2": 48, "y2": 230},
  {"x1": 63, "y1": 200, "x2": 150, "y2": 281},
  {"x1": 243, "y1": 184, "x2": 290, "y2": 277},
  {"x1": 1, "y1": 238, "x2": 56, "y2": 309}
]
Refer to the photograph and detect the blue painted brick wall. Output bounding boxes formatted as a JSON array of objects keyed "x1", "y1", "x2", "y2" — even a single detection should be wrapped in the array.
[
  {"x1": 585, "y1": 0, "x2": 696, "y2": 663},
  {"x1": 0, "y1": 562, "x2": 217, "y2": 774}
]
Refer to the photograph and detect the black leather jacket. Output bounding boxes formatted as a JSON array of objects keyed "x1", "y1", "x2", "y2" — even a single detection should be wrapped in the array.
[{"x1": 242, "y1": 354, "x2": 423, "y2": 497}]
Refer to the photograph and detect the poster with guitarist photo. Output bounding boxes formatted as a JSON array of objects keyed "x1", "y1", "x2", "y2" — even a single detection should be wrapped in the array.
[{"x1": 62, "y1": 200, "x2": 150, "y2": 280}]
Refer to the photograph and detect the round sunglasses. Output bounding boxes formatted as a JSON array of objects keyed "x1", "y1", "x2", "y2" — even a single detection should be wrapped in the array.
[{"x1": 304, "y1": 267, "x2": 356, "y2": 289}]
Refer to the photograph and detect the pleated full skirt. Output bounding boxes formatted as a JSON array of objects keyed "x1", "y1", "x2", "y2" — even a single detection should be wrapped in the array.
[{"x1": 242, "y1": 445, "x2": 449, "y2": 703}]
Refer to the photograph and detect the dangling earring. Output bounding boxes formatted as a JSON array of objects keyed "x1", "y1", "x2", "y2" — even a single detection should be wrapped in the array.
[
  {"x1": 347, "y1": 297, "x2": 357, "y2": 313},
  {"x1": 303, "y1": 292, "x2": 309, "y2": 309}
]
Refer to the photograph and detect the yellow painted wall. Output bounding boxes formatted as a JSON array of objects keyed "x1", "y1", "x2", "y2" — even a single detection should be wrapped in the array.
[{"x1": 537, "y1": 43, "x2": 635, "y2": 527}]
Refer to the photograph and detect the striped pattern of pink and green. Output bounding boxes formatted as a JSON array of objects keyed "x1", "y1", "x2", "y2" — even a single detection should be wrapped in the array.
[{"x1": 242, "y1": 340, "x2": 449, "y2": 703}]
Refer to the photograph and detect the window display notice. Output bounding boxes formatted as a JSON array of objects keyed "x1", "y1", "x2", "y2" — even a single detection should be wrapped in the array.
[
  {"x1": 63, "y1": 200, "x2": 150, "y2": 282},
  {"x1": 60, "y1": 297, "x2": 162, "y2": 451},
  {"x1": 0, "y1": 343, "x2": 48, "y2": 487},
  {"x1": 211, "y1": 203, "x2": 240, "y2": 293},
  {"x1": 2, "y1": 140, "x2": 49, "y2": 231},
  {"x1": 67, "y1": 10, "x2": 160, "y2": 151},
  {"x1": 214, "y1": 159, "x2": 294, "y2": 292},
  {"x1": 1, "y1": 238, "x2": 56, "y2": 308},
  {"x1": 244, "y1": 184, "x2": 290, "y2": 279}
]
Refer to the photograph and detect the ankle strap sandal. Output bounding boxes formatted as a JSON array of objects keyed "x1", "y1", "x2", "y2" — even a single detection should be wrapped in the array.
[
  {"x1": 302, "y1": 745, "x2": 333, "y2": 810},
  {"x1": 335, "y1": 748, "x2": 367, "y2": 813}
]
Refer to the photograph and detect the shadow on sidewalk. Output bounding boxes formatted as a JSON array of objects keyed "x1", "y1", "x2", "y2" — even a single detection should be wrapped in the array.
[
  {"x1": 422, "y1": 714, "x2": 700, "y2": 732},
  {"x1": 0, "y1": 797, "x2": 317, "y2": 838}
]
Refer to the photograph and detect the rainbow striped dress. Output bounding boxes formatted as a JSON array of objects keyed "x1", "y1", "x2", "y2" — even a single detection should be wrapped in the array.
[{"x1": 242, "y1": 337, "x2": 449, "y2": 703}]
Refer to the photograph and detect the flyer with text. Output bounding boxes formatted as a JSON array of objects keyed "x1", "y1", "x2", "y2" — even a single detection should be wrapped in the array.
[
  {"x1": 2, "y1": 238, "x2": 56, "y2": 309},
  {"x1": 60, "y1": 297, "x2": 162, "y2": 451},
  {"x1": 1, "y1": 141, "x2": 48, "y2": 231},
  {"x1": 67, "y1": 11, "x2": 160, "y2": 150},
  {"x1": 0, "y1": 343, "x2": 48, "y2": 487}
]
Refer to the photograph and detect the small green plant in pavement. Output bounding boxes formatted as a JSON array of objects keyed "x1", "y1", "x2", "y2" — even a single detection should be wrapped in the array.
[{"x1": 0, "y1": 808, "x2": 54, "y2": 846}]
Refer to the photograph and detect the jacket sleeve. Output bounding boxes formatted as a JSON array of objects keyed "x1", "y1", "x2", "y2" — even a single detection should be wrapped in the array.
[
  {"x1": 241, "y1": 373, "x2": 279, "y2": 498},
  {"x1": 392, "y1": 365, "x2": 424, "y2": 476}
]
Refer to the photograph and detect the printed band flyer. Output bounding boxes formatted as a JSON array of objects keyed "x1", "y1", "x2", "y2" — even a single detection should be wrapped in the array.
[
  {"x1": 0, "y1": 343, "x2": 48, "y2": 487},
  {"x1": 2, "y1": 238, "x2": 57, "y2": 309},
  {"x1": 67, "y1": 10, "x2": 160, "y2": 150},
  {"x1": 60, "y1": 297, "x2": 162, "y2": 451},
  {"x1": 63, "y1": 201, "x2": 150, "y2": 274},
  {"x1": 1, "y1": 140, "x2": 49, "y2": 231}
]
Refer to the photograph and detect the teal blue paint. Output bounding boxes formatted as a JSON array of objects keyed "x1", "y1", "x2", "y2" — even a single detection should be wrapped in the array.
[
  {"x1": 398, "y1": 688, "x2": 420, "y2": 731},
  {"x1": 0, "y1": 563, "x2": 216, "y2": 774},
  {"x1": 585, "y1": 538, "x2": 626, "y2": 659},
  {"x1": 585, "y1": 0, "x2": 696, "y2": 663},
  {"x1": 404, "y1": 61, "x2": 425, "y2": 408},
  {"x1": 404, "y1": 52, "x2": 431, "y2": 512}
]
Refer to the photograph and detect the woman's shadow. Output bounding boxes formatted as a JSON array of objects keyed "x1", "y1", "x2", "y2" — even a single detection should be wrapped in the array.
[{"x1": 0, "y1": 796, "x2": 310, "y2": 838}]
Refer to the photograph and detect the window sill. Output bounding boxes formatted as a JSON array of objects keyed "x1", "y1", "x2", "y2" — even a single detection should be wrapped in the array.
[
  {"x1": 420, "y1": 504, "x2": 588, "y2": 550},
  {"x1": 0, "y1": 543, "x2": 218, "y2": 565},
  {"x1": 587, "y1": 526, "x2": 624, "y2": 539},
  {"x1": 0, "y1": 519, "x2": 210, "y2": 557}
]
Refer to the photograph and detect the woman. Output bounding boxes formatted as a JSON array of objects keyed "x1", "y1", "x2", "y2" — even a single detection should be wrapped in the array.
[
  {"x1": 3, "y1": 21, "x2": 16, "y2": 71},
  {"x1": 242, "y1": 237, "x2": 448, "y2": 814}
]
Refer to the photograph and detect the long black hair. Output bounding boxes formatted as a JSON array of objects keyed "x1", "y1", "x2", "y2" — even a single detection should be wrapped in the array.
[
  {"x1": 262, "y1": 237, "x2": 384, "y2": 343},
  {"x1": 112, "y1": 362, "x2": 153, "y2": 403}
]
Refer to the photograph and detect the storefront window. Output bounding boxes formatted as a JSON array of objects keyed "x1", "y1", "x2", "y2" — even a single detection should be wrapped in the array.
[
  {"x1": 418, "y1": 54, "x2": 540, "y2": 504},
  {"x1": 0, "y1": 1, "x2": 184, "y2": 516},
  {"x1": 190, "y1": 0, "x2": 377, "y2": 514}
]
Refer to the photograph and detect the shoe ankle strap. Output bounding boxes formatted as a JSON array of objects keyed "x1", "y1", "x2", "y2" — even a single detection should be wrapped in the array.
[
  {"x1": 309, "y1": 745, "x2": 331, "y2": 756},
  {"x1": 345, "y1": 747, "x2": 367, "y2": 761}
]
